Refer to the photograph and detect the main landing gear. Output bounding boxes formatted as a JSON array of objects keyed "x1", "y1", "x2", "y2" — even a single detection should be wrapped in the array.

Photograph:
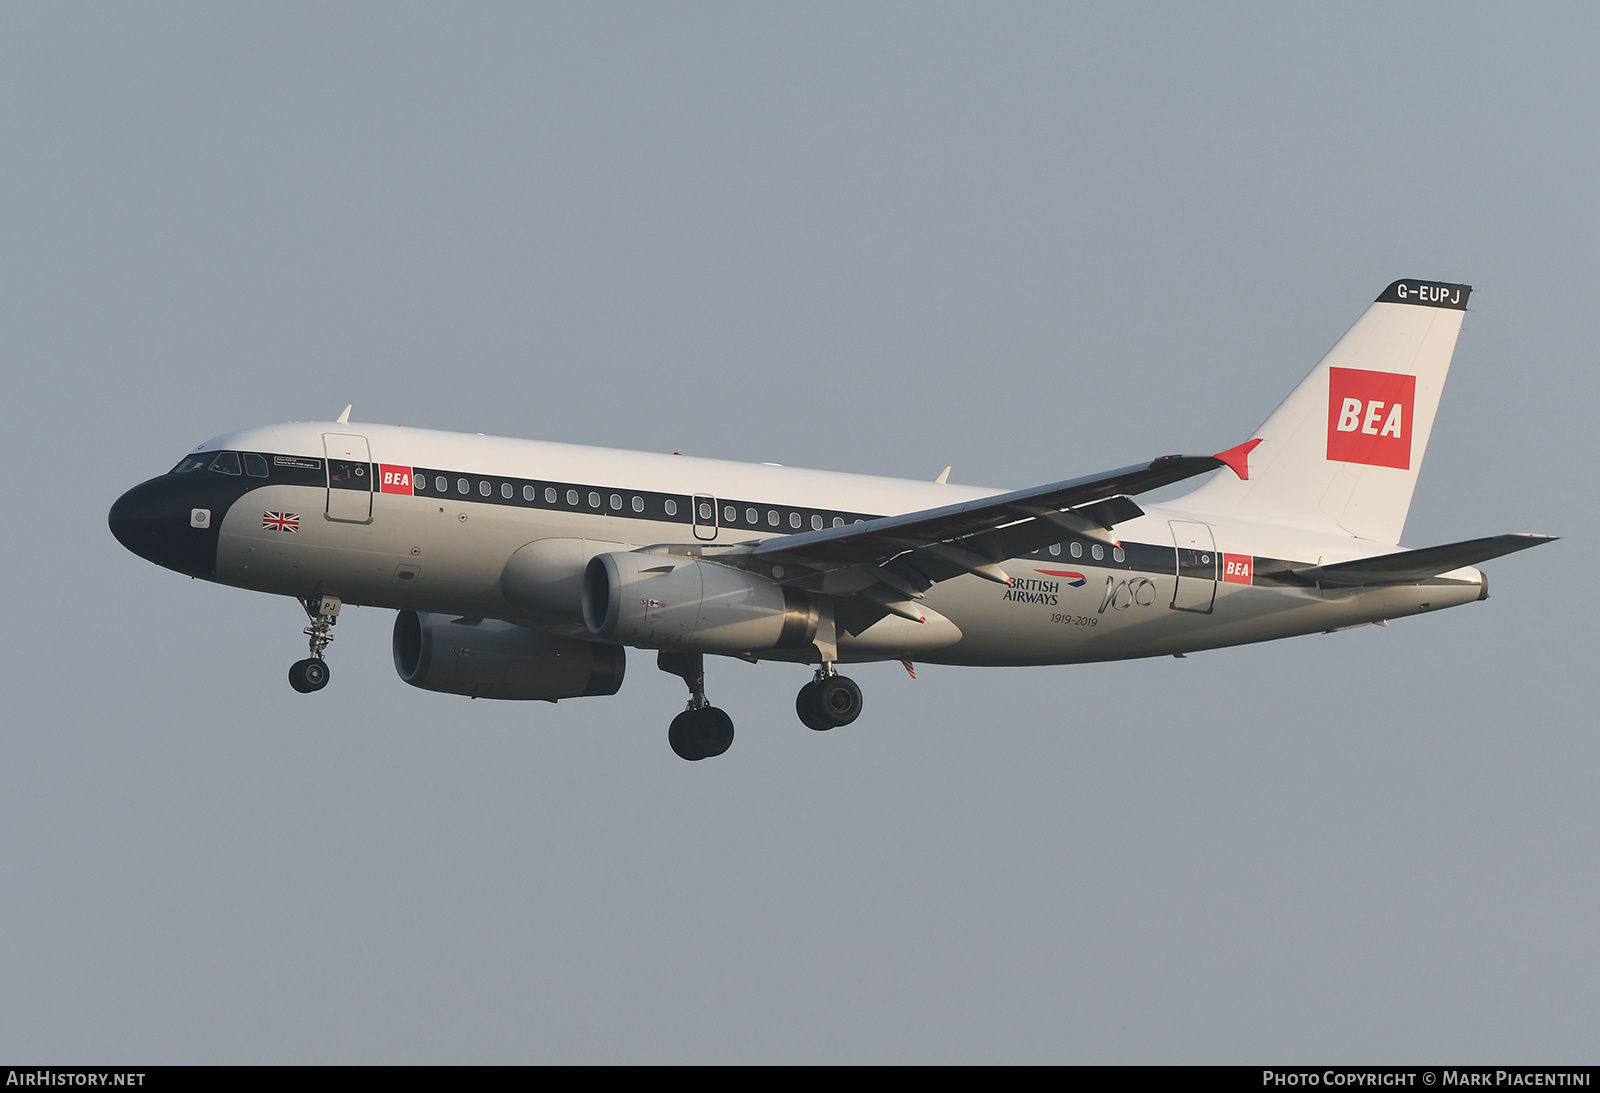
[
  {"x1": 653, "y1": 652, "x2": 866, "y2": 760},
  {"x1": 796, "y1": 666, "x2": 864, "y2": 731},
  {"x1": 288, "y1": 595, "x2": 340, "y2": 694},
  {"x1": 658, "y1": 651, "x2": 735, "y2": 761}
]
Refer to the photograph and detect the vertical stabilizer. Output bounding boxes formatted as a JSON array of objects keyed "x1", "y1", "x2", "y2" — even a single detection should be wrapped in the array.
[{"x1": 1183, "y1": 279, "x2": 1470, "y2": 544}]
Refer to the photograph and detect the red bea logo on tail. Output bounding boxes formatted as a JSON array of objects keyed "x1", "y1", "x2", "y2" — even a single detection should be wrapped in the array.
[{"x1": 1326, "y1": 367, "x2": 1416, "y2": 470}]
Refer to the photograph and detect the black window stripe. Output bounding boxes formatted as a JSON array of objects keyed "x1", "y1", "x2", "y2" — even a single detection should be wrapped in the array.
[{"x1": 238, "y1": 450, "x2": 1308, "y2": 581}]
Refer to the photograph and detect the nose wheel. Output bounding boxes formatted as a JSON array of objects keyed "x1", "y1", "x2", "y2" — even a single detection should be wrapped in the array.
[
  {"x1": 289, "y1": 595, "x2": 340, "y2": 694},
  {"x1": 796, "y1": 668, "x2": 863, "y2": 731},
  {"x1": 289, "y1": 657, "x2": 330, "y2": 693}
]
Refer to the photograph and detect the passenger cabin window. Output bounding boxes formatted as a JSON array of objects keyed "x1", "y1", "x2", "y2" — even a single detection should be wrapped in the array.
[
  {"x1": 1070, "y1": 542, "x2": 1083, "y2": 558},
  {"x1": 436, "y1": 476, "x2": 448, "y2": 493},
  {"x1": 502, "y1": 483, "x2": 513, "y2": 499},
  {"x1": 610, "y1": 494, "x2": 622, "y2": 510},
  {"x1": 724, "y1": 505, "x2": 737, "y2": 522},
  {"x1": 746, "y1": 508, "x2": 758, "y2": 524},
  {"x1": 1091, "y1": 544, "x2": 1104, "y2": 561},
  {"x1": 207, "y1": 452, "x2": 242, "y2": 475},
  {"x1": 767, "y1": 510, "x2": 779, "y2": 526},
  {"x1": 1049, "y1": 543, "x2": 1061, "y2": 556},
  {"x1": 567, "y1": 489, "x2": 579, "y2": 505},
  {"x1": 789, "y1": 512, "x2": 802, "y2": 529},
  {"x1": 546, "y1": 488, "x2": 558, "y2": 503},
  {"x1": 589, "y1": 492, "x2": 602, "y2": 509},
  {"x1": 523, "y1": 485, "x2": 535, "y2": 501},
  {"x1": 664, "y1": 499, "x2": 678, "y2": 516},
  {"x1": 632, "y1": 496, "x2": 644, "y2": 512},
  {"x1": 457, "y1": 478, "x2": 469, "y2": 495},
  {"x1": 1113, "y1": 547, "x2": 1125, "y2": 563},
  {"x1": 479, "y1": 481, "x2": 491, "y2": 497},
  {"x1": 811, "y1": 515, "x2": 823, "y2": 530},
  {"x1": 243, "y1": 453, "x2": 269, "y2": 477},
  {"x1": 833, "y1": 517, "x2": 845, "y2": 527}
]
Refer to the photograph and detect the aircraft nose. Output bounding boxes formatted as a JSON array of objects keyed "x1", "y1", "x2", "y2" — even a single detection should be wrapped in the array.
[
  {"x1": 107, "y1": 486, "x2": 147, "y2": 555},
  {"x1": 108, "y1": 476, "x2": 221, "y2": 579}
]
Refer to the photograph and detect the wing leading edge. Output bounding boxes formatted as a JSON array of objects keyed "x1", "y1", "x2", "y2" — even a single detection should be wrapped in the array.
[
  {"x1": 737, "y1": 454, "x2": 1225, "y2": 626},
  {"x1": 753, "y1": 454, "x2": 1224, "y2": 568}
]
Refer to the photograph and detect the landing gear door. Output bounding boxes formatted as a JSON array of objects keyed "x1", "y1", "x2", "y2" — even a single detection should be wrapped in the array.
[
  {"x1": 692, "y1": 495, "x2": 718, "y2": 541},
  {"x1": 324, "y1": 433, "x2": 373, "y2": 523},
  {"x1": 1170, "y1": 520, "x2": 1217, "y2": 613}
]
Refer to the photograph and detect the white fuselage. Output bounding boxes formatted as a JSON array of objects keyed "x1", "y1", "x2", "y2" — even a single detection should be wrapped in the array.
[{"x1": 195, "y1": 421, "x2": 1484, "y2": 666}]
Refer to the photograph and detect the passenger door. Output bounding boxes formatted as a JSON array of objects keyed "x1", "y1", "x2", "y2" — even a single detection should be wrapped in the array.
[
  {"x1": 1170, "y1": 520, "x2": 1217, "y2": 613},
  {"x1": 324, "y1": 433, "x2": 373, "y2": 523}
]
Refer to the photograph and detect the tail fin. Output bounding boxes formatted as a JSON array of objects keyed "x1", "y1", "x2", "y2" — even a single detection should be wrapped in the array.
[{"x1": 1184, "y1": 278, "x2": 1471, "y2": 544}]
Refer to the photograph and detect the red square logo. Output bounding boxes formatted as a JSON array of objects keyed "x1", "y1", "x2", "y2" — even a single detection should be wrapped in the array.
[
  {"x1": 1222, "y1": 554, "x2": 1253, "y2": 585},
  {"x1": 378, "y1": 464, "x2": 415, "y2": 494},
  {"x1": 1326, "y1": 367, "x2": 1415, "y2": 470}
]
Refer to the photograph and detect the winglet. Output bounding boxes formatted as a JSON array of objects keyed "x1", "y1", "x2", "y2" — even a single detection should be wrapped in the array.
[
  {"x1": 336, "y1": 405, "x2": 352, "y2": 424},
  {"x1": 1213, "y1": 438, "x2": 1262, "y2": 481}
]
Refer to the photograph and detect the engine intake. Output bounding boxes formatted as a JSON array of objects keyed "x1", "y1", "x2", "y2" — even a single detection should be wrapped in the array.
[{"x1": 393, "y1": 610, "x2": 625, "y2": 701}]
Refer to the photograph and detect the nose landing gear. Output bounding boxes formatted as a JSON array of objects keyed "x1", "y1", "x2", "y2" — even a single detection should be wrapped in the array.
[
  {"x1": 796, "y1": 666, "x2": 863, "y2": 731},
  {"x1": 289, "y1": 595, "x2": 340, "y2": 693},
  {"x1": 658, "y1": 651, "x2": 735, "y2": 761},
  {"x1": 288, "y1": 657, "x2": 330, "y2": 693}
]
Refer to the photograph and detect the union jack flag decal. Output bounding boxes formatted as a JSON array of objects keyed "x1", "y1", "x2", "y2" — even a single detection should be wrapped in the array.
[{"x1": 262, "y1": 511, "x2": 300, "y2": 533}]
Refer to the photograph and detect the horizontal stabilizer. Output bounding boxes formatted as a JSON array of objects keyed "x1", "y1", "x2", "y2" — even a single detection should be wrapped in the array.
[{"x1": 1288, "y1": 534, "x2": 1557, "y2": 588}]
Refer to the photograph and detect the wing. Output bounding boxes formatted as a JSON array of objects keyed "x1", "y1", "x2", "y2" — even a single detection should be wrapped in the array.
[{"x1": 745, "y1": 454, "x2": 1225, "y2": 625}]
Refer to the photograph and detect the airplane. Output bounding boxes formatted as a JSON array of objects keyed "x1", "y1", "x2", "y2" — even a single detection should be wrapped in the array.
[{"x1": 109, "y1": 278, "x2": 1554, "y2": 760}]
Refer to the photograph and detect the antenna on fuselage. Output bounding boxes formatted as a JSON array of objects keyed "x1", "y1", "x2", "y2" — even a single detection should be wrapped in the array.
[
  {"x1": 336, "y1": 405, "x2": 352, "y2": 423},
  {"x1": 935, "y1": 466, "x2": 951, "y2": 484}
]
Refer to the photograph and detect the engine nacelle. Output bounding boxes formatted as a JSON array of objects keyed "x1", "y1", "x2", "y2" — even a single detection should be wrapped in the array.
[
  {"x1": 582, "y1": 552, "x2": 818, "y2": 652},
  {"x1": 393, "y1": 610, "x2": 625, "y2": 701},
  {"x1": 501, "y1": 537, "x2": 628, "y2": 623}
]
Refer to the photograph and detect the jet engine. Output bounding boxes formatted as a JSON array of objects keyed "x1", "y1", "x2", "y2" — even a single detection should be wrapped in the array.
[
  {"x1": 392, "y1": 610, "x2": 625, "y2": 701},
  {"x1": 582, "y1": 552, "x2": 817, "y2": 652},
  {"x1": 501, "y1": 537, "x2": 628, "y2": 623}
]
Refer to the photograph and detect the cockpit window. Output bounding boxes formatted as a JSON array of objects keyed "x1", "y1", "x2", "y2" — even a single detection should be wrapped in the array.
[
  {"x1": 243, "y1": 453, "x2": 269, "y2": 477},
  {"x1": 170, "y1": 455, "x2": 209, "y2": 474},
  {"x1": 207, "y1": 451, "x2": 242, "y2": 475}
]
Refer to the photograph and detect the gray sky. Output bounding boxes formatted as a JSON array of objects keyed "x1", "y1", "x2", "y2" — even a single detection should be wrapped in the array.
[{"x1": 3, "y1": 3, "x2": 1595, "y2": 1063}]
